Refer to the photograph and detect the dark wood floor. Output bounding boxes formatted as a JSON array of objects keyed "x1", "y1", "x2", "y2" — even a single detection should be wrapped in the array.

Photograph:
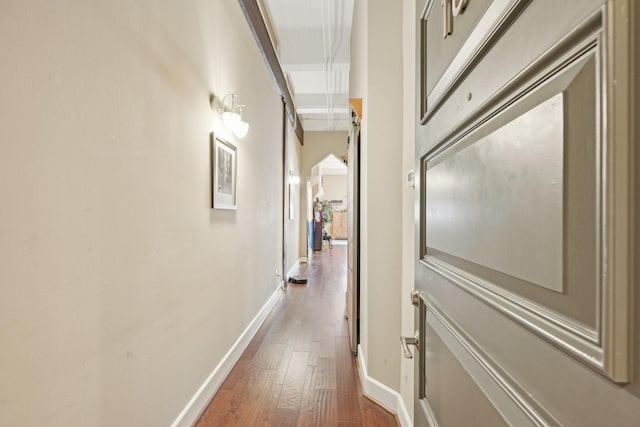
[{"x1": 196, "y1": 245, "x2": 399, "y2": 427}]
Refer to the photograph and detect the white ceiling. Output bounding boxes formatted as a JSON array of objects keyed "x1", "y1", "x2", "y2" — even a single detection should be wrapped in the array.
[{"x1": 260, "y1": 0, "x2": 355, "y2": 132}]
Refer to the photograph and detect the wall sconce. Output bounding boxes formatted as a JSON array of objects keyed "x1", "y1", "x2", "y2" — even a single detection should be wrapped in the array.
[
  {"x1": 211, "y1": 94, "x2": 250, "y2": 138},
  {"x1": 289, "y1": 170, "x2": 301, "y2": 185}
]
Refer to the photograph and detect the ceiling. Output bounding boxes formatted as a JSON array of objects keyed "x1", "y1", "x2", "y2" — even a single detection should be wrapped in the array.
[{"x1": 260, "y1": 0, "x2": 355, "y2": 132}]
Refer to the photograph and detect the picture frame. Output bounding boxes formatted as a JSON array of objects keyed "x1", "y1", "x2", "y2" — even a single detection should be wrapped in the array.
[{"x1": 211, "y1": 133, "x2": 237, "y2": 210}]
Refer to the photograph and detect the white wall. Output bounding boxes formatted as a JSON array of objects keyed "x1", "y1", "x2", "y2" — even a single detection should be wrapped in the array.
[
  {"x1": 0, "y1": 1, "x2": 285, "y2": 425},
  {"x1": 350, "y1": 0, "x2": 403, "y2": 391}
]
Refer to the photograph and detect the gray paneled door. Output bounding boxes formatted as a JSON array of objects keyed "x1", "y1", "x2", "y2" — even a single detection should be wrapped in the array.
[{"x1": 412, "y1": 0, "x2": 638, "y2": 426}]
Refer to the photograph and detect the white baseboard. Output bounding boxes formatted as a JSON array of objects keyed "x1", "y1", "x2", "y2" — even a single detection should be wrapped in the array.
[
  {"x1": 357, "y1": 345, "x2": 413, "y2": 427},
  {"x1": 170, "y1": 286, "x2": 283, "y2": 427},
  {"x1": 300, "y1": 256, "x2": 308, "y2": 263},
  {"x1": 397, "y1": 395, "x2": 413, "y2": 427}
]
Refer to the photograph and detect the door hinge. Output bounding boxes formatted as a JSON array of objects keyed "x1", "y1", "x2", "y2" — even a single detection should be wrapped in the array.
[{"x1": 411, "y1": 290, "x2": 421, "y2": 307}]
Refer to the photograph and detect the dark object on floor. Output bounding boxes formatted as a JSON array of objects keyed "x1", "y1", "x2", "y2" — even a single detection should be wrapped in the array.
[
  {"x1": 323, "y1": 232, "x2": 333, "y2": 249},
  {"x1": 288, "y1": 276, "x2": 308, "y2": 284}
]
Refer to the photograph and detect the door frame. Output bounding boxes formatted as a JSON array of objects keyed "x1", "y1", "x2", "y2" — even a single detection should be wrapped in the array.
[{"x1": 347, "y1": 116, "x2": 361, "y2": 354}]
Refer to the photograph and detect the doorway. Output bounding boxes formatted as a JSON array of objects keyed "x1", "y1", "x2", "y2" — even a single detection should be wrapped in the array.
[{"x1": 305, "y1": 154, "x2": 348, "y2": 256}]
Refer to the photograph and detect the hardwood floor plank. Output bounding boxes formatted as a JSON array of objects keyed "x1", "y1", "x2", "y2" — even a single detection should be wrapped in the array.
[
  {"x1": 314, "y1": 357, "x2": 337, "y2": 390},
  {"x1": 254, "y1": 343, "x2": 286, "y2": 370},
  {"x1": 373, "y1": 403, "x2": 400, "y2": 427},
  {"x1": 265, "y1": 407, "x2": 300, "y2": 426},
  {"x1": 360, "y1": 397, "x2": 380, "y2": 427},
  {"x1": 229, "y1": 368, "x2": 275, "y2": 426},
  {"x1": 219, "y1": 359, "x2": 251, "y2": 391},
  {"x1": 316, "y1": 389, "x2": 338, "y2": 426},
  {"x1": 336, "y1": 338, "x2": 362, "y2": 423},
  {"x1": 272, "y1": 343, "x2": 295, "y2": 386},
  {"x1": 297, "y1": 389, "x2": 338, "y2": 427},
  {"x1": 195, "y1": 389, "x2": 233, "y2": 426},
  {"x1": 253, "y1": 375, "x2": 285, "y2": 426},
  {"x1": 276, "y1": 351, "x2": 310, "y2": 410},
  {"x1": 195, "y1": 247, "x2": 398, "y2": 427},
  {"x1": 317, "y1": 324, "x2": 337, "y2": 358},
  {"x1": 295, "y1": 366, "x2": 318, "y2": 427}
]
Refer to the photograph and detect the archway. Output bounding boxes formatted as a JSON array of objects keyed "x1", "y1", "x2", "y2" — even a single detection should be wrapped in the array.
[{"x1": 306, "y1": 154, "x2": 348, "y2": 257}]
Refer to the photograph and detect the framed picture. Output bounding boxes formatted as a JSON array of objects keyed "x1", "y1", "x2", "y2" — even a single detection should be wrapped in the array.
[{"x1": 211, "y1": 133, "x2": 237, "y2": 209}]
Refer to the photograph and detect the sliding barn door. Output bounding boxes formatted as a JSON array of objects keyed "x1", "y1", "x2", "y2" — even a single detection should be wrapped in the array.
[{"x1": 412, "y1": 0, "x2": 638, "y2": 425}]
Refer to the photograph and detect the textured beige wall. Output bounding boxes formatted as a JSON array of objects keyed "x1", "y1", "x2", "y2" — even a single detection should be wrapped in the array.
[
  {"x1": 0, "y1": 1, "x2": 284, "y2": 425},
  {"x1": 297, "y1": 131, "x2": 348, "y2": 256},
  {"x1": 366, "y1": 0, "x2": 403, "y2": 392},
  {"x1": 351, "y1": 0, "x2": 403, "y2": 391}
]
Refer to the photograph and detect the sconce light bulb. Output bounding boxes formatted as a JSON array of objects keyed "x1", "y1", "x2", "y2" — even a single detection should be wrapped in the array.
[
  {"x1": 218, "y1": 95, "x2": 249, "y2": 139},
  {"x1": 234, "y1": 120, "x2": 249, "y2": 138},
  {"x1": 222, "y1": 111, "x2": 241, "y2": 129}
]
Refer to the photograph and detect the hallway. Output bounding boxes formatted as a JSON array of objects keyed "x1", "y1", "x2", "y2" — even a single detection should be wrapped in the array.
[{"x1": 196, "y1": 246, "x2": 398, "y2": 426}]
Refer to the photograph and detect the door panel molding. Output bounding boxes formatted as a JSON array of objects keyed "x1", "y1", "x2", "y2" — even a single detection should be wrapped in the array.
[
  {"x1": 422, "y1": 256, "x2": 601, "y2": 369},
  {"x1": 420, "y1": 0, "x2": 532, "y2": 123},
  {"x1": 421, "y1": 296, "x2": 559, "y2": 427},
  {"x1": 419, "y1": 8, "x2": 631, "y2": 382},
  {"x1": 418, "y1": 9, "x2": 602, "y2": 161}
]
